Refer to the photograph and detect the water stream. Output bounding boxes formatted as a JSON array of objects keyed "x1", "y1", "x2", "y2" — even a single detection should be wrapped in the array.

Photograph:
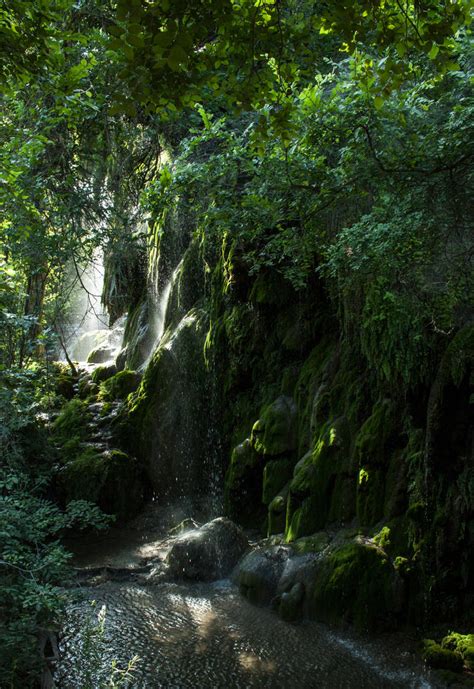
[{"x1": 55, "y1": 507, "x2": 439, "y2": 689}]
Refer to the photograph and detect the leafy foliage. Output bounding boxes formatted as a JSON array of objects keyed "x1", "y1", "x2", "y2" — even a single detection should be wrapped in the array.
[{"x1": 0, "y1": 365, "x2": 113, "y2": 686}]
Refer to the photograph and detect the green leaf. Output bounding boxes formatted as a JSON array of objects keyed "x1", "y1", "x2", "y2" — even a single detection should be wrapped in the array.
[{"x1": 167, "y1": 45, "x2": 187, "y2": 71}]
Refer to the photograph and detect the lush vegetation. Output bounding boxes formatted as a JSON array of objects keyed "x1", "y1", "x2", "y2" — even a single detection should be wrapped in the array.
[{"x1": 0, "y1": 0, "x2": 472, "y2": 686}]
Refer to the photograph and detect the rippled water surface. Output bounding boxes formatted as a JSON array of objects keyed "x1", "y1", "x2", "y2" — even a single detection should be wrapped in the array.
[{"x1": 56, "y1": 578, "x2": 435, "y2": 689}]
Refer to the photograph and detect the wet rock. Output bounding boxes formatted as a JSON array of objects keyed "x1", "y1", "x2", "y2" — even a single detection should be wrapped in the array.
[
  {"x1": 87, "y1": 346, "x2": 115, "y2": 364},
  {"x1": 278, "y1": 581, "x2": 305, "y2": 622},
  {"x1": 277, "y1": 552, "x2": 320, "y2": 600},
  {"x1": 307, "y1": 538, "x2": 405, "y2": 632},
  {"x1": 115, "y1": 347, "x2": 128, "y2": 371},
  {"x1": 251, "y1": 396, "x2": 298, "y2": 456},
  {"x1": 91, "y1": 363, "x2": 117, "y2": 384},
  {"x1": 72, "y1": 329, "x2": 109, "y2": 362},
  {"x1": 236, "y1": 546, "x2": 291, "y2": 605},
  {"x1": 166, "y1": 517, "x2": 249, "y2": 581}
]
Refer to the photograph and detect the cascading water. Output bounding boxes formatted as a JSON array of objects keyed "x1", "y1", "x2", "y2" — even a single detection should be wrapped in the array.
[
  {"x1": 141, "y1": 261, "x2": 181, "y2": 370},
  {"x1": 60, "y1": 251, "x2": 125, "y2": 365}
]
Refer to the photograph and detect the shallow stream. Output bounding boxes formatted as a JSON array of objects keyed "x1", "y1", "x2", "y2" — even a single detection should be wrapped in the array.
[{"x1": 55, "y1": 506, "x2": 438, "y2": 689}]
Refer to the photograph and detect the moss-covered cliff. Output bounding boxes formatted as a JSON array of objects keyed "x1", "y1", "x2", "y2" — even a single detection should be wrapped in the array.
[{"x1": 95, "y1": 197, "x2": 473, "y2": 636}]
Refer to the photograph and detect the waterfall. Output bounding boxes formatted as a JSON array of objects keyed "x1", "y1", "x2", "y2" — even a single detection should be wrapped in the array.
[
  {"x1": 143, "y1": 259, "x2": 183, "y2": 366},
  {"x1": 60, "y1": 252, "x2": 125, "y2": 364}
]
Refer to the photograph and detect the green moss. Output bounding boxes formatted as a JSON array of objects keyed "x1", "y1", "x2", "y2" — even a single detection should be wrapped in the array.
[
  {"x1": 294, "y1": 338, "x2": 334, "y2": 451},
  {"x1": 422, "y1": 639, "x2": 463, "y2": 672},
  {"x1": 328, "y1": 474, "x2": 357, "y2": 523},
  {"x1": 442, "y1": 633, "x2": 474, "y2": 671},
  {"x1": 354, "y1": 398, "x2": 396, "y2": 468},
  {"x1": 224, "y1": 438, "x2": 265, "y2": 527},
  {"x1": 406, "y1": 501, "x2": 427, "y2": 524},
  {"x1": 308, "y1": 540, "x2": 401, "y2": 631},
  {"x1": 357, "y1": 467, "x2": 385, "y2": 526},
  {"x1": 91, "y1": 364, "x2": 117, "y2": 385},
  {"x1": 268, "y1": 483, "x2": 290, "y2": 535},
  {"x1": 286, "y1": 418, "x2": 353, "y2": 540},
  {"x1": 59, "y1": 448, "x2": 143, "y2": 520},
  {"x1": 123, "y1": 299, "x2": 151, "y2": 370},
  {"x1": 251, "y1": 396, "x2": 298, "y2": 456},
  {"x1": 99, "y1": 369, "x2": 141, "y2": 401},
  {"x1": 353, "y1": 398, "x2": 398, "y2": 526},
  {"x1": 52, "y1": 398, "x2": 90, "y2": 445},
  {"x1": 262, "y1": 458, "x2": 292, "y2": 506},
  {"x1": 383, "y1": 516, "x2": 411, "y2": 558},
  {"x1": 291, "y1": 532, "x2": 330, "y2": 555},
  {"x1": 55, "y1": 370, "x2": 76, "y2": 400},
  {"x1": 434, "y1": 670, "x2": 474, "y2": 687}
]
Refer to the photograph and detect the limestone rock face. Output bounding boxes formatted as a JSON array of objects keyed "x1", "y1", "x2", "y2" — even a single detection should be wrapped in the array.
[
  {"x1": 251, "y1": 396, "x2": 298, "y2": 456},
  {"x1": 131, "y1": 309, "x2": 216, "y2": 502},
  {"x1": 166, "y1": 518, "x2": 249, "y2": 581}
]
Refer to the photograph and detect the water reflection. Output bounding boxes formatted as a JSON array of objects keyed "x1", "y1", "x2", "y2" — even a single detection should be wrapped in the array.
[{"x1": 56, "y1": 579, "x2": 434, "y2": 689}]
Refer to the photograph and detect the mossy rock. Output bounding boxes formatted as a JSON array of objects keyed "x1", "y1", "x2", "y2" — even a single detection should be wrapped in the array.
[
  {"x1": 382, "y1": 516, "x2": 411, "y2": 559},
  {"x1": 308, "y1": 539, "x2": 403, "y2": 632},
  {"x1": 268, "y1": 483, "x2": 290, "y2": 535},
  {"x1": 262, "y1": 458, "x2": 293, "y2": 506},
  {"x1": 433, "y1": 669, "x2": 474, "y2": 687},
  {"x1": 356, "y1": 467, "x2": 385, "y2": 526},
  {"x1": 87, "y1": 346, "x2": 115, "y2": 364},
  {"x1": 127, "y1": 309, "x2": 218, "y2": 501},
  {"x1": 238, "y1": 546, "x2": 290, "y2": 606},
  {"x1": 167, "y1": 237, "x2": 205, "y2": 324},
  {"x1": 55, "y1": 371, "x2": 76, "y2": 400},
  {"x1": 251, "y1": 396, "x2": 298, "y2": 456},
  {"x1": 99, "y1": 369, "x2": 141, "y2": 401},
  {"x1": 53, "y1": 398, "x2": 91, "y2": 446},
  {"x1": 286, "y1": 418, "x2": 353, "y2": 539},
  {"x1": 77, "y1": 376, "x2": 98, "y2": 400},
  {"x1": 72, "y1": 329, "x2": 108, "y2": 362},
  {"x1": 224, "y1": 438, "x2": 265, "y2": 527},
  {"x1": 354, "y1": 398, "x2": 397, "y2": 468},
  {"x1": 294, "y1": 338, "x2": 334, "y2": 449},
  {"x1": 123, "y1": 299, "x2": 153, "y2": 369},
  {"x1": 286, "y1": 495, "x2": 323, "y2": 542},
  {"x1": 328, "y1": 474, "x2": 357, "y2": 523},
  {"x1": 442, "y1": 633, "x2": 474, "y2": 671},
  {"x1": 91, "y1": 364, "x2": 117, "y2": 384},
  {"x1": 275, "y1": 303, "x2": 315, "y2": 353},
  {"x1": 291, "y1": 532, "x2": 330, "y2": 555},
  {"x1": 59, "y1": 448, "x2": 144, "y2": 521},
  {"x1": 383, "y1": 449, "x2": 409, "y2": 520},
  {"x1": 422, "y1": 640, "x2": 464, "y2": 672}
]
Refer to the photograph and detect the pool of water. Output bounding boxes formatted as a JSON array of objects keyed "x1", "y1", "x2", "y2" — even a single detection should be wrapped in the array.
[{"x1": 55, "y1": 577, "x2": 436, "y2": 689}]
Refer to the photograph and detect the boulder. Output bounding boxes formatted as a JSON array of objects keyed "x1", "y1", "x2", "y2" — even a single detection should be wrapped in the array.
[
  {"x1": 166, "y1": 517, "x2": 249, "y2": 581},
  {"x1": 236, "y1": 545, "x2": 291, "y2": 605},
  {"x1": 87, "y1": 346, "x2": 115, "y2": 364},
  {"x1": 278, "y1": 582, "x2": 305, "y2": 622}
]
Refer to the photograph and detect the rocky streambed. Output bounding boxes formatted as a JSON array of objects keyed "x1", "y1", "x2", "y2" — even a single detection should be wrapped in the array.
[{"x1": 54, "y1": 505, "x2": 440, "y2": 689}]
